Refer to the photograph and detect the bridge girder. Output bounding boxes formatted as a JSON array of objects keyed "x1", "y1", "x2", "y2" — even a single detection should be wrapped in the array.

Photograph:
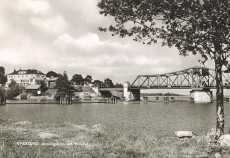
[{"x1": 130, "y1": 66, "x2": 230, "y2": 89}]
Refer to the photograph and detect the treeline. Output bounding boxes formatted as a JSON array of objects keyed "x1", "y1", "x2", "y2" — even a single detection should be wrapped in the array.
[
  {"x1": 0, "y1": 68, "x2": 124, "y2": 100},
  {"x1": 47, "y1": 71, "x2": 123, "y2": 88},
  {"x1": 47, "y1": 71, "x2": 124, "y2": 100}
]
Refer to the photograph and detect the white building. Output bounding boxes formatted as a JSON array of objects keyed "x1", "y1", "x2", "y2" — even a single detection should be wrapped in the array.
[{"x1": 6, "y1": 69, "x2": 46, "y2": 87}]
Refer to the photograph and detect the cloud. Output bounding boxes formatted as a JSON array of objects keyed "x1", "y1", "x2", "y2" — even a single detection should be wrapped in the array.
[
  {"x1": 0, "y1": 49, "x2": 21, "y2": 64},
  {"x1": 30, "y1": 16, "x2": 68, "y2": 34},
  {"x1": 0, "y1": 0, "x2": 204, "y2": 84},
  {"x1": 0, "y1": 12, "x2": 7, "y2": 35},
  {"x1": 25, "y1": 0, "x2": 51, "y2": 15},
  {"x1": 54, "y1": 33, "x2": 130, "y2": 51}
]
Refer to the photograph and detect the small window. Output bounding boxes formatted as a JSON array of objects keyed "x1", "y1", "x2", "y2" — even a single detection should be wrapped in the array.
[{"x1": 156, "y1": 97, "x2": 159, "y2": 100}]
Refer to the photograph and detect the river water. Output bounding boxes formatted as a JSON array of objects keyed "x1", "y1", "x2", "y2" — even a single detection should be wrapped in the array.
[{"x1": 1, "y1": 101, "x2": 230, "y2": 136}]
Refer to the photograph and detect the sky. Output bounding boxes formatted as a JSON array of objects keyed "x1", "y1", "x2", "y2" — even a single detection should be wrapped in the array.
[{"x1": 0, "y1": 0, "x2": 216, "y2": 87}]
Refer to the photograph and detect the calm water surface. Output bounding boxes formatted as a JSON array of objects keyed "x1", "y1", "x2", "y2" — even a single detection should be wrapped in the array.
[{"x1": 1, "y1": 101, "x2": 230, "y2": 136}]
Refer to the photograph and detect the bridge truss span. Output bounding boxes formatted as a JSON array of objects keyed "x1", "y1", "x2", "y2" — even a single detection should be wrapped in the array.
[{"x1": 130, "y1": 66, "x2": 230, "y2": 89}]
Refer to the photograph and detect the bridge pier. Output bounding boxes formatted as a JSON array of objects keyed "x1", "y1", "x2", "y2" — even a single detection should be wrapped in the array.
[
  {"x1": 190, "y1": 88, "x2": 213, "y2": 103},
  {"x1": 124, "y1": 82, "x2": 140, "y2": 101}
]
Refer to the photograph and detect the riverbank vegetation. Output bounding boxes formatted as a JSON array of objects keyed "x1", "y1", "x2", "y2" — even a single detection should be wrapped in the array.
[
  {"x1": 0, "y1": 117, "x2": 230, "y2": 158},
  {"x1": 5, "y1": 80, "x2": 22, "y2": 100}
]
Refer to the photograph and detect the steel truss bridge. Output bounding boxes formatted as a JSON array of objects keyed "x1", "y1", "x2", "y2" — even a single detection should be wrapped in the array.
[{"x1": 130, "y1": 66, "x2": 230, "y2": 89}]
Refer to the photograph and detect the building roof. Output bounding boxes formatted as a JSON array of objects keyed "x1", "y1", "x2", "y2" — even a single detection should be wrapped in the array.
[
  {"x1": 45, "y1": 77, "x2": 59, "y2": 82},
  {"x1": 26, "y1": 85, "x2": 41, "y2": 90},
  {"x1": 8, "y1": 69, "x2": 45, "y2": 75},
  {"x1": 83, "y1": 86, "x2": 97, "y2": 94}
]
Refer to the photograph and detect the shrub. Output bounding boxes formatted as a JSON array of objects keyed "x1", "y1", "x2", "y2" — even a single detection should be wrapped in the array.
[
  {"x1": 20, "y1": 92, "x2": 27, "y2": 100},
  {"x1": 6, "y1": 80, "x2": 22, "y2": 99}
]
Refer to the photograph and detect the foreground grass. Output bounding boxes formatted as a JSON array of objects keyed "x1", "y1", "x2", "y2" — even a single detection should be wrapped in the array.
[{"x1": 0, "y1": 118, "x2": 230, "y2": 158}]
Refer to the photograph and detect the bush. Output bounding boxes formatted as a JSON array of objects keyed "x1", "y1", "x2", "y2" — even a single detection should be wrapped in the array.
[
  {"x1": 20, "y1": 92, "x2": 27, "y2": 100},
  {"x1": 6, "y1": 87, "x2": 21, "y2": 99},
  {"x1": 6, "y1": 80, "x2": 22, "y2": 99}
]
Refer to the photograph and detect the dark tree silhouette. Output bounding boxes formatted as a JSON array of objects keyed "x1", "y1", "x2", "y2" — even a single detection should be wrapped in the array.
[
  {"x1": 93, "y1": 80, "x2": 105, "y2": 87},
  {"x1": 6, "y1": 80, "x2": 21, "y2": 99},
  {"x1": 71, "y1": 74, "x2": 84, "y2": 85},
  {"x1": 98, "y1": 0, "x2": 230, "y2": 137},
  {"x1": 55, "y1": 75, "x2": 73, "y2": 100},
  {"x1": 40, "y1": 80, "x2": 48, "y2": 92},
  {"x1": 46, "y1": 71, "x2": 59, "y2": 78},
  {"x1": 0, "y1": 86, "x2": 6, "y2": 105},
  {"x1": 114, "y1": 83, "x2": 123, "y2": 88},
  {"x1": 0, "y1": 67, "x2": 7, "y2": 85},
  {"x1": 104, "y1": 78, "x2": 114, "y2": 88},
  {"x1": 84, "y1": 75, "x2": 93, "y2": 85}
]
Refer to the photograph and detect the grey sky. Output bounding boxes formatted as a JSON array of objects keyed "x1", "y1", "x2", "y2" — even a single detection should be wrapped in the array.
[{"x1": 0, "y1": 0, "x2": 215, "y2": 84}]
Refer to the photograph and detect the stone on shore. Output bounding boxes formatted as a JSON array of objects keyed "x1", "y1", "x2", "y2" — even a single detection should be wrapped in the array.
[{"x1": 218, "y1": 134, "x2": 230, "y2": 147}]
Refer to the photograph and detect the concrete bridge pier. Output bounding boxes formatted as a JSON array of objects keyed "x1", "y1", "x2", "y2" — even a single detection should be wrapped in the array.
[
  {"x1": 190, "y1": 88, "x2": 213, "y2": 103},
  {"x1": 124, "y1": 82, "x2": 140, "y2": 101}
]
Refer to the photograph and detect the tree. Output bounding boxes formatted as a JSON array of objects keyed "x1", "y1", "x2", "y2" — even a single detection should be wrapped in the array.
[
  {"x1": 114, "y1": 83, "x2": 123, "y2": 88},
  {"x1": 98, "y1": 0, "x2": 230, "y2": 137},
  {"x1": 6, "y1": 80, "x2": 21, "y2": 99},
  {"x1": 46, "y1": 71, "x2": 59, "y2": 78},
  {"x1": 63, "y1": 71, "x2": 68, "y2": 80},
  {"x1": 93, "y1": 80, "x2": 105, "y2": 87},
  {"x1": 0, "y1": 67, "x2": 7, "y2": 85},
  {"x1": 104, "y1": 78, "x2": 114, "y2": 88},
  {"x1": 40, "y1": 80, "x2": 48, "y2": 92},
  {"x1": 55, "y1": 74, "x2": 73, "y2": 100},
  {"x1": 0, "y1": 86, "x2": 6, "y2": 104},
  {"x1": 84, "y1": 75, "x2": 93, "y2": 85},
  {"x1": 71, "y1": 74, "x2": 84, "y2": 85}
]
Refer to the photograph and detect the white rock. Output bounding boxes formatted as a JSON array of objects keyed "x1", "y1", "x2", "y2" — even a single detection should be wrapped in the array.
[
  {"x1": 175, "y1": 131, "x2": 193, "y2": 138},
  {"x1": 218, "y1": 134, "x2": 230, "y2": 147},
  {"x1": 214, "y1": 152, "x2": 221, "y2": 158}
]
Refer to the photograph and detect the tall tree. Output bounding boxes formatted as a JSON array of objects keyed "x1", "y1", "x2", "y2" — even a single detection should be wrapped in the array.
[
  {"x1": 0, "y1": 67, "x2": 5, "y2": 75},
  {"x1": 63, "y1": 71, "x2": 68, "y2": 80},
  {"x1": 46, "y1": 71, "x2": 59, "y2": 78},
  {"x1": 40, "y1": 80, "x2": 48, "y2": 92},
  {"x1": 71, "y1": 74, "x2": 84, "y2": 85},
  {"x1": 0, "y1": 67, "x2": 7, "y2": 85},
  {"x1": 0, "y1": 86, "x2": 6, "y2": 104},
  {"x1": 84, "y1": 75, "x2": 93, "y2": 85},
  {"x1": 98, "y1": 0, "x2": 230, "y2": 137},
  {"x1": 104, "y1": 78, "x2": 114, "y2": 88},
  {"x1": 56, "y1": 75, "x2": 71, "y2": 93},
  {"x1": 55, "y1": 74, "x2": 74, "y2": 100}
]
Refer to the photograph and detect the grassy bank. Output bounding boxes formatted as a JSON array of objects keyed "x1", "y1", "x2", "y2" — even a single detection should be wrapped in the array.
[{"x1": 0, "y1": 118, "x2": 230, "y2": 158}]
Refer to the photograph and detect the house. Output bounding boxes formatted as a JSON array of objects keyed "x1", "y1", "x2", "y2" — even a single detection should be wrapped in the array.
[
  {"x1": 25, "y1": 85, "x2": 41, "y2": 95},
  {"x1": 6, "y1": 69, "x2": 46, "y2": 87},
  {"x1": 44, "y1": 76, "x2": 59, "y2": 89},
  {"x1": 74, "y1": 85, "x2": 98, "y2": 99}
]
